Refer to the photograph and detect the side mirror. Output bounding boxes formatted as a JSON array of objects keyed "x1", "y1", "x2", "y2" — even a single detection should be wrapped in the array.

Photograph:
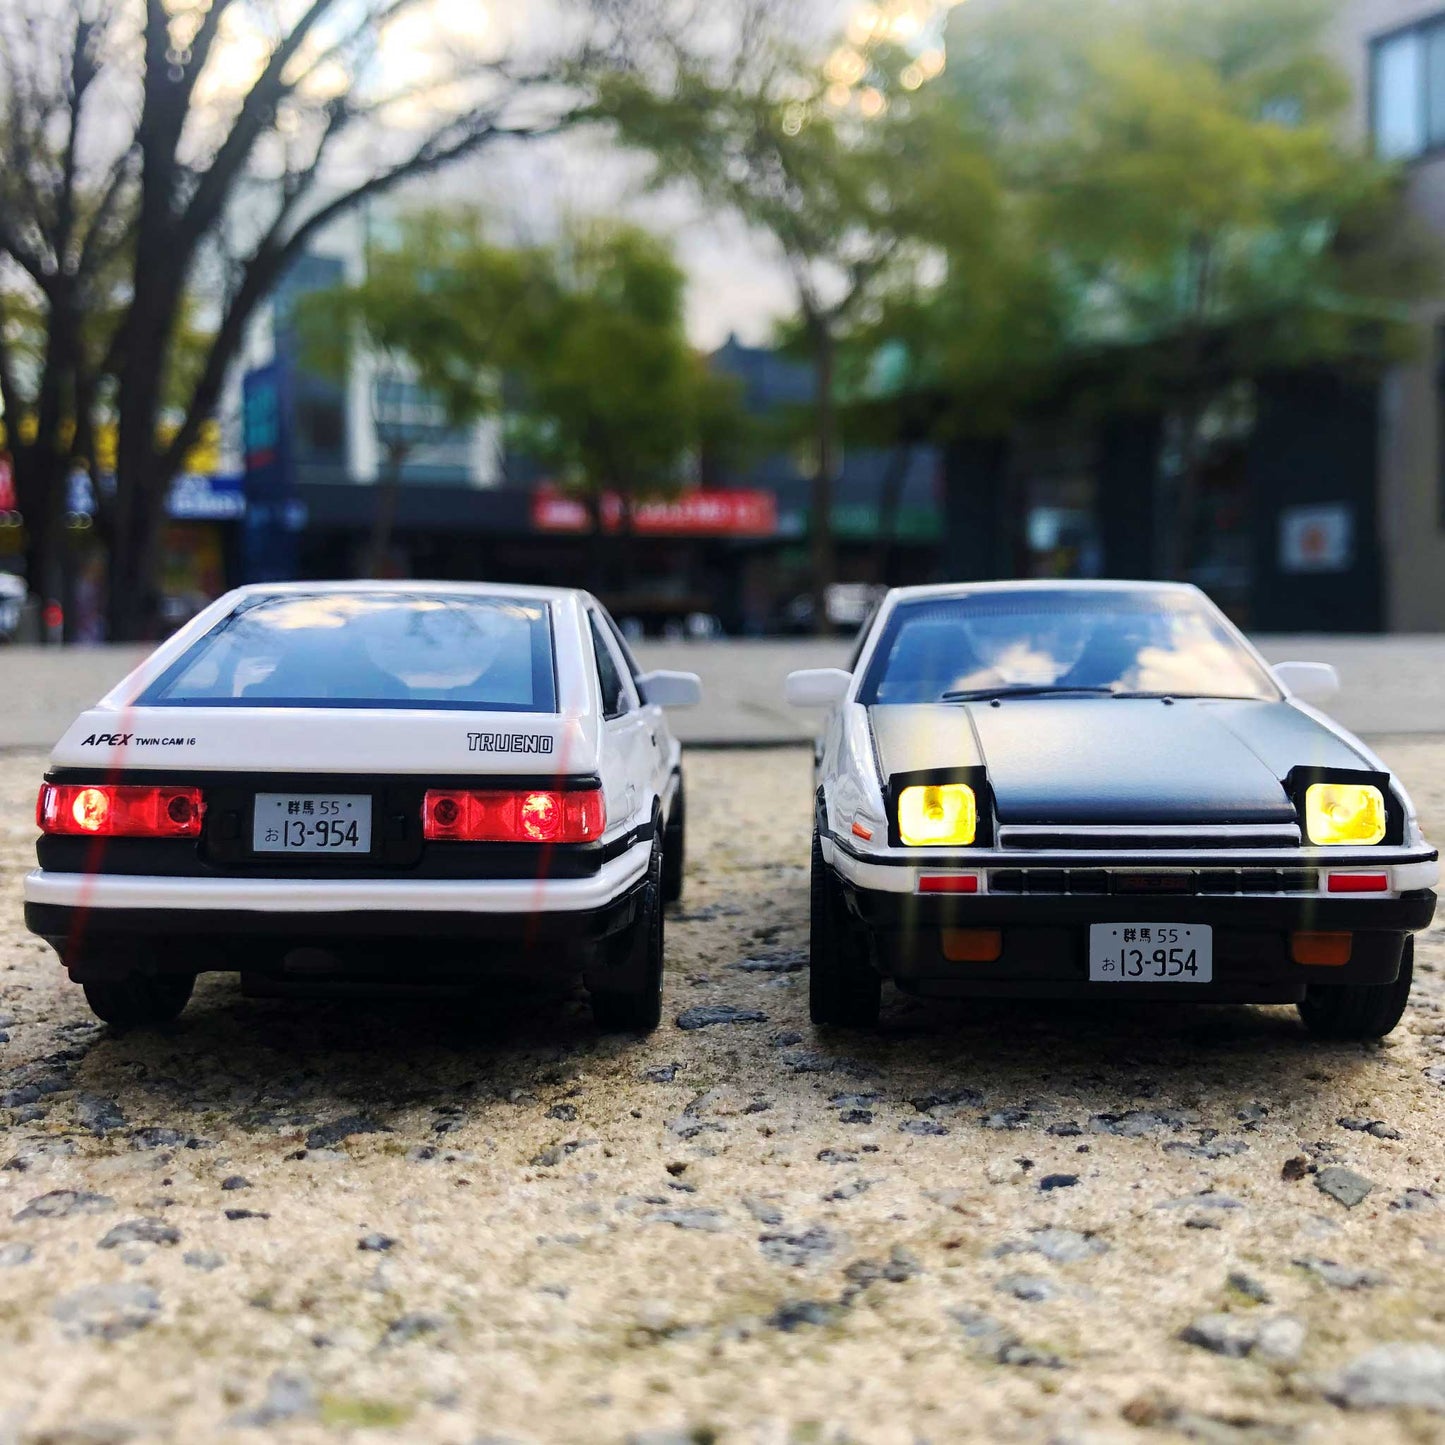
[
  {"x1": 785, "y1": 668, "x2": 852, "y2": 708},
  {"x1": 637, "y1": 670, "x2": 702, "y2": 709},
  {"x1": 1272, "y1": 661, "x2": 1341, "y2": 706}
]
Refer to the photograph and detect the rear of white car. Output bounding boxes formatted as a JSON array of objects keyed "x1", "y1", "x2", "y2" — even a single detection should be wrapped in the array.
[{"x1": 24, "y1": 583, "x2": 695, "y2": 1032}]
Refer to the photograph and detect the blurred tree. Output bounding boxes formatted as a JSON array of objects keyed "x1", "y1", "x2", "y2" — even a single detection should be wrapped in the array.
[
  {"x1": 503, "y1": 222, "x2": 745, "y2": 593},
  {"x1": 599, "y1": 19, "x2": 998, "y2": 626},
  {"x1": 296, "y1": 210, "x2": 544, "y2": 578},
  {"x1": 925, "y1": 0, "x2": 1440, "y2": 577},
  {"x1": 301, "y1": 212, "x2": 740, "y2": 592},
  {"x1": 0, "y1": 0, "x2": 628, "y2": 639}
]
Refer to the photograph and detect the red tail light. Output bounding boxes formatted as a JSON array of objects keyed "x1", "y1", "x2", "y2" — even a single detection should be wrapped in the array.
[
  {"x1": 37, "y1": 784, "x2": 205, "y2": 838},
  {"x1": 422, "y1": 788, "x2": 606, "y2": 844}
]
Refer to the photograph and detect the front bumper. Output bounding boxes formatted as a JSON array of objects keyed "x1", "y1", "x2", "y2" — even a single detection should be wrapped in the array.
[{"x1": 835, "y1": 871, "x2": 1436, "y2": 1004}]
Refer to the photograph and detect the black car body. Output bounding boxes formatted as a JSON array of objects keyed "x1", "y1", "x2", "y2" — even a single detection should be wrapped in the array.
[{"x1": 787, "y1": 582, "x2": 1437, "y2": 1038}]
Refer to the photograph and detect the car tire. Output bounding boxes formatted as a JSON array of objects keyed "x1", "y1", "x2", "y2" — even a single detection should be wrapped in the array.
[
  {"x1": 661, "y1": 777, "x2": 685, "y2": 905},
  {"x1": 809, "y1": 830, "x2": 881, "y2": 1029},
  {"x1": 591, "y1": 838, "x2": 665, "y2": 1034},
  {"x1": 82, "y1": 972, "x2": 196, "y2": 1030},
  {"x1": 1297, "y1": 937, "x2": 1414, "y2": 1041}
]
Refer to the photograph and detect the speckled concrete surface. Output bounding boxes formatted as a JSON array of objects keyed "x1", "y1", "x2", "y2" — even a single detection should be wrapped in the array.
[{"x1": 3, "y1": 743, "x2": 1445, "y2": 1445}]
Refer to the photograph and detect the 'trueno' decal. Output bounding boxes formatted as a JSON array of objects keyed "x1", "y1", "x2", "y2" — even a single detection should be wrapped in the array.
[{"x1": 467, "y1": 732, "x2": 554, "y2": 755}]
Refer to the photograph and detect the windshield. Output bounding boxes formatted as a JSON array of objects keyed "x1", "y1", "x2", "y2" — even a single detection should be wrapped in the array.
[
  {"x1": 141, "y1": 593, "x2": 557, "y2": 711},
  {"x1": 858, "y1": 590, "x2": 1279, "y2": 705}
]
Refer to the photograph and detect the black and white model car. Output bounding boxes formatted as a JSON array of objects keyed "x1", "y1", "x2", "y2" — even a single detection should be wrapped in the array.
[
  {"x1": 787, "y1": 582, "x2": 1438, "y2": 1038},
  {"x1": 24, "y1": 583, "x2": 700, "y2": 1032}
]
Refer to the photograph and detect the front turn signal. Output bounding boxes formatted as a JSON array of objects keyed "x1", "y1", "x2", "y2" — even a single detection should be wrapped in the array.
[
  {"x1": 898, "y1": 783, "x2": 977, "y2": 847},
  {"x1": 1305, "y1": 783, "x2": 1386, "y2": 847}
]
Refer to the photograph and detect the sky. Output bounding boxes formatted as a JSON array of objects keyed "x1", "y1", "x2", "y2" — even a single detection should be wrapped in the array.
[{"x1": 349, "y1": 0, "x2": 957, "y2": 351}]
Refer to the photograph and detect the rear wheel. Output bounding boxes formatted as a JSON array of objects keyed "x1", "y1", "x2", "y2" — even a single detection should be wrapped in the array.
[
  {"x1": 591, "y1": 839, "x2": 665, "y2": 1033},
  {"x1": 809, "y1": 830, "x2": 881, "y2": 1029},
  {"x1": 1298, "y1": 937, "x2": 1414, "y2": 1041},
  {"x1": 661, "y1": 777, "x2": 686, "y2": 905},
  {"x1": 82, "y1": 972, "x2": 195, "y2": 1030}
]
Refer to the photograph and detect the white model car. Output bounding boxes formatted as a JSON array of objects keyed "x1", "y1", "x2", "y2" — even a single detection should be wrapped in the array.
[
  {"x1": 24, "y1": 582, "x2": 700, "y2": 1032},
  {"x1": 788, "y1": 581, "x2": 1438, "y2": 1039}
]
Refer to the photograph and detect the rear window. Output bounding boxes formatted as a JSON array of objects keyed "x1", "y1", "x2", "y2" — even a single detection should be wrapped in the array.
[{"x1": 141, "y1": 593, "x2": 557, "y2": 712}]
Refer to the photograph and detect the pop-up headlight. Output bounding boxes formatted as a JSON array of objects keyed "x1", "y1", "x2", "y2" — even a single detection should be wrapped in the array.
[
  {"x1": 898, "y1": 783, "x2": 977, "y2": 847},
  {"x1": 1305, "y1": 782, "x2": 1386, "y2": 847}
]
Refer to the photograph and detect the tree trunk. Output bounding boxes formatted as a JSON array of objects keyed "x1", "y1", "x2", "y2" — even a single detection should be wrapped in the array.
[
  {"x1": 16, "y1": 445, "x2": 69, "y2": 643},
  {"x1": 1163, "y1": 402, "x2": 1207, "y2": 582},
  {"x1": 365, "y1": 446, "x2": 408, "y2": 579},
  {"x1": 809, "y1": 323, "x2": 839, "y2": 635},
  {"x1": 874, "y1": 443, "x2": 913, "y2": 586}
]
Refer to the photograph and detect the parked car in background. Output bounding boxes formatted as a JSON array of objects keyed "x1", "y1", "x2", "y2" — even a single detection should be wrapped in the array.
[
  {"x1": 0, "y1": 573, "x2": 26, "y2": 642},
  {"x1": 788, "y1": 581, "x2": 1438, "y2": 1039},
  {"x1": 25, "y1": 582, "x2": 701, "y2": 1033}
]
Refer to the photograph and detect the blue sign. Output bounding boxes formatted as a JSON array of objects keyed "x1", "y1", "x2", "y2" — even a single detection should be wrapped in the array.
[
  {"x1": 64, "y1": 470, "x2": 246, "y2": 523},
  {"x1": 169, "y1": 473, "x2": 245, "y2": 521},
  {"x1": 242, "y1": 361, "x2": 300, "y2": 582}
]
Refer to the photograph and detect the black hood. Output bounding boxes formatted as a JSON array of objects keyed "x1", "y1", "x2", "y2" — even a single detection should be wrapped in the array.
[{"x1": 868, "y1": 698, "x2": 1373, "y2": 826}]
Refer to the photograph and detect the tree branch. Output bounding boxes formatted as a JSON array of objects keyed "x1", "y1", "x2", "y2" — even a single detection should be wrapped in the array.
[
  {"x1": 178, "y1": 0, "x2": 343, "y2": 245},
  {"x1": 160, "y1": 107, "x2": 573, "y2": 477}
]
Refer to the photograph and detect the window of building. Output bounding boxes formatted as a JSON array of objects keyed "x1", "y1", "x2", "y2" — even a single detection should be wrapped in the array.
[{"x1": 1370, "y1": 19, "x2": 1445, "y2": 160}]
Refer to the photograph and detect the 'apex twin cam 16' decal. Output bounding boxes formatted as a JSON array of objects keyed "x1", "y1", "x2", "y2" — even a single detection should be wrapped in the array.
[
  {"x1": 81, "y1": 733, "x2": 197, "y2": 748},
  {"x1": 468, "y1": 732, "x2": 554, "y2": 755}
]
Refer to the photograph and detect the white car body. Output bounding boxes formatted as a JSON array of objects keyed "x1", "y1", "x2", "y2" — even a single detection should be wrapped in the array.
[{"x1": 25, "y1": 582, "x2": 699, "y2": 1027}]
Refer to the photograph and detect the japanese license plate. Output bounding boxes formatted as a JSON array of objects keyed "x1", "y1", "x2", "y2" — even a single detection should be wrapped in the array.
[
  {"x1": 252, "y1": 794, "x2": 372, "y2": 854},
  {"x1": 1088, "y1": 924, "x2": 1213, "y2": 984}
]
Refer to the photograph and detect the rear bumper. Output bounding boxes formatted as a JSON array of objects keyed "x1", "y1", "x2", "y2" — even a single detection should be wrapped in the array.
[
  {"x1": 24, "y1": 839, "x2": 651, "y2": 917},
  {"x1": 23, "y1": 841, "x2": 652, "y2": 971},
  {"x1": 839, "y1": 880, "x2": 1436, "y2": 1003}
]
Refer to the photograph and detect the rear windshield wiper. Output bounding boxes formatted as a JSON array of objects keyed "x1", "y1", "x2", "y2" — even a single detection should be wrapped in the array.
[{"x1": 940, "y1": 685, "x2": 1117, "y2": 701}]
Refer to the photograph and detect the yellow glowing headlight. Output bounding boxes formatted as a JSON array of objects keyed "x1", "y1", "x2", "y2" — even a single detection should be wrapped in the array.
[
  {"x1": 898, "y1": 784, "x2": 977, "y2": 846},
  {"x1": 1305, "y1": 783, "x2": 1387, "y2": 846}
]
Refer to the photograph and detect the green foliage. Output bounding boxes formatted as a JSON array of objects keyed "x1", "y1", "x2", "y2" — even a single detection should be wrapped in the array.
[
  {"x1": 504, "y1": 222, "x2": 733, "y2": 504},
  {"x1": 296, "y1": 210, "x2": 737, "y2": 507},
  {"x1": 294, "y1": 210, "x2": 542, "y2": 441},
  {"x1": 923, "y1": 0, "x2": 1437, "y2": 414}
]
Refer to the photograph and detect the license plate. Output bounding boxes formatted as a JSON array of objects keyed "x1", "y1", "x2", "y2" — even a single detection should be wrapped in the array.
[
  {"x1": 1089, "y1": 924, "x2": 1213, "y2": 984},
  {"x1": 253, "y1": 794, "x2": 372, "y2": 854}
]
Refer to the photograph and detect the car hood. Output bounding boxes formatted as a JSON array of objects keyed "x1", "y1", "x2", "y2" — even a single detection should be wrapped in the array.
[{"x1": 867, "y1": 698, "x2": 1374, "y2": 825}]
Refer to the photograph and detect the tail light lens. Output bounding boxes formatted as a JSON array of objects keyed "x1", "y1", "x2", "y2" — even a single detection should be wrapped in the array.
[
  {"x1": 422, "y1": 788, "x2": 606, "y2": 844},
  {"x1": 37, "y1": 784, "x2": 205, "y2": 838}
]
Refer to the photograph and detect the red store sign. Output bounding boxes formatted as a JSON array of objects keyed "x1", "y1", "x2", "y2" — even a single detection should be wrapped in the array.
[{"x1": 532, "y1": 486, "x2": 777, "y2": 538}]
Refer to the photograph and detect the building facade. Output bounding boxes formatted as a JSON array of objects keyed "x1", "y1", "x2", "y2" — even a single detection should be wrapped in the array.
[{"x1": 1336, "y1": 1, "x2": 1445, "y2": 629}]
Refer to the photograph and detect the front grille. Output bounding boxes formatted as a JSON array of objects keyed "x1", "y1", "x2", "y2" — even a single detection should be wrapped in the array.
[{"x1": 988, "y1": 868, "x2": 1320, "y2": 896}]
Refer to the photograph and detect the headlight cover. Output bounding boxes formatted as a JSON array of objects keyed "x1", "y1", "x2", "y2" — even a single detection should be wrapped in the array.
[
  {"x1": 1305, "y1": 782, "x2": 1387, "y2": 846},
  {"x1": 898, "y1": 783, "x2": 977, "y2": 847}
]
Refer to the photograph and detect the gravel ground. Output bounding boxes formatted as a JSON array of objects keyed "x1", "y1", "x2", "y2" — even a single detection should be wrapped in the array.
[{"x1": 3, "y1": 743, "x2": 1445, "y2": 1445}]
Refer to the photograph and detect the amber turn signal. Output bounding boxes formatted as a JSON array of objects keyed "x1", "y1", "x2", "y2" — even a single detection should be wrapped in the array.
[
  {"x1": 1291, "y1": 932, "x2": 1353, "y2": 967},
  {"x1": 941, "y1": 928, "x2": 1003, "y2": 963}
]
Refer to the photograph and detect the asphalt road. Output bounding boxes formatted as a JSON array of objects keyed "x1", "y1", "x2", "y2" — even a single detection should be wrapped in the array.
[{"x1": 3, "y1": 634, "x2": 1444, "y2": 750}]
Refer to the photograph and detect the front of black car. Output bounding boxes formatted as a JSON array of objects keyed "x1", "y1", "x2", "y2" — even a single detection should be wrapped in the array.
[{"x1": 795, "y1": 582, "x2": 1438, "y2": 1037}]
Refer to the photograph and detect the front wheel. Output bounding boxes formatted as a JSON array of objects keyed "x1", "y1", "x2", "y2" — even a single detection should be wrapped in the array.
[
  {"x1": 1298, "y1": 937, "x2": 1414, "y2": 1041},
  {"x1": 590, "y1": 839, "x2": 665, "y2": 1033},
  {"x1": 82, "y1": 972, "x2": 195, "y2": 1031},
  {"x1": 809, "y1": 831, "x2": 881, "y2": 1029}
]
